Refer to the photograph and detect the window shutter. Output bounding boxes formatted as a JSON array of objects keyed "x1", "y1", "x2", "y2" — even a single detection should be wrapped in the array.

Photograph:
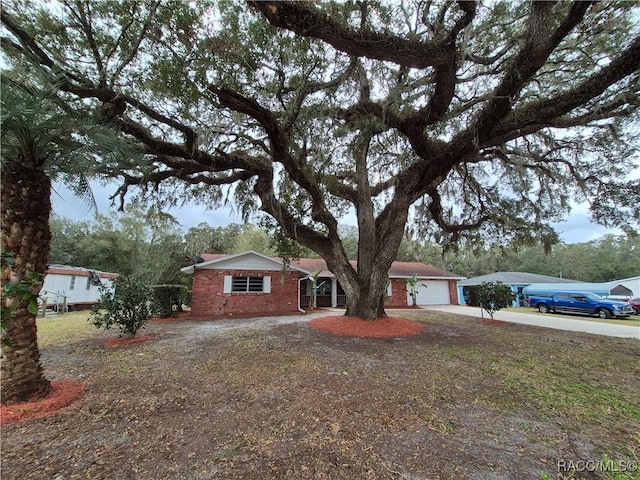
[
  {"x1": 263, "y1": 276, "x2": 271, "y2": 293},
  {"x1": 223, "y1": 275, "x2": 232, "y2": 293},
  {"x1": 387, "y1": 281, "x2": 393, "y2": 297}
]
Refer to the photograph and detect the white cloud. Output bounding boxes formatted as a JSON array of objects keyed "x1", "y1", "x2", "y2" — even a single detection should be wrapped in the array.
[{"x1": 552, "y1": 203, "x2": 622, "y2": 244}]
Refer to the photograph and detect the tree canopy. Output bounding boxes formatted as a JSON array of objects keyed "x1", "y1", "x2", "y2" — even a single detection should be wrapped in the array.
[{"x1": 2, "y1": 0, "x2": 639, "y2": 319}]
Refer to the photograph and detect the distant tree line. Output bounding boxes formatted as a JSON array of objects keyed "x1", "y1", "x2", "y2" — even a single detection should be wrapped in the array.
[
  {"x1": 433, "y1": 235, "x2": 640, "y2": 283},
  {"x1": 49, "y1": 205, "x2": 639, "y2": 286}
]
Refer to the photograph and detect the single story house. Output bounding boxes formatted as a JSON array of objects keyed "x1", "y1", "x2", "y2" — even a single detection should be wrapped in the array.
[
  {"x1": 41, "y1": 264, "x2": 119, "y2": 311},
  {"x1": 457, "y1": 272, "x2": 580, "y2": 307},
  {"x1": 522, "y1": 281, "x2": 633, "y2": 298},
  {"x1": 181, "y1": 251, "x2": 464, "y2": 318}
]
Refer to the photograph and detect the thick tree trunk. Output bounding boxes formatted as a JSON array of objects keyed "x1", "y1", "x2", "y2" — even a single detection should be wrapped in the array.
[
  {"x1": 328, "y1": 132, "x2": 408, "y2": 321},
  {"x1": 1, "y1": 158, "x2": 51, "y2": 404},
  {"x1": 343, "y1": 270, "x2": 389, "y2": 320},
  {"x1": 328, "y1": 201, "x2": 408, "y2": 321}
]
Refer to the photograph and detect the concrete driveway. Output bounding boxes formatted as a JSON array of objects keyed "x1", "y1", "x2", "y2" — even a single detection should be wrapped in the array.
[{"x1": 422, "y1": 305, "x2": 640, "y2": 339}]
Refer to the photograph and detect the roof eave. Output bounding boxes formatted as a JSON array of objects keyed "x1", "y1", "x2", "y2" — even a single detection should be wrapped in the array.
[
  {"x1": 181, "y1": 265, "x2": 195, "y2": 274},
  {"x1": 180, "y1": 250, "x2": 311, "y2": 275}
]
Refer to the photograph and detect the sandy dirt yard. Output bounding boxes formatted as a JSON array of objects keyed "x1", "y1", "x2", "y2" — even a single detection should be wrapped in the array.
[{"x1": 1, "y1": 309, "x2": 639, "y2": 479}]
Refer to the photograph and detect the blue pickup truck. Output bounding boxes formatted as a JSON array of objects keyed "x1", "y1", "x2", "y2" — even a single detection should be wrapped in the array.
[{"x1": 527, "y1": 292, "x2": 634, "y2": 319}]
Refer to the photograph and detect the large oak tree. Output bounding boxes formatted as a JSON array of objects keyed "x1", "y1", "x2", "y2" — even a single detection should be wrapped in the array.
[{"x1": 2, "y1": 1, "x2": 639, "y2": 322}]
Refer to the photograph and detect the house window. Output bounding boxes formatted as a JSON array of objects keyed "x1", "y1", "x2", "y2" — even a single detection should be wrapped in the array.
[
  {"x1": 232, "y1": 276, "x2": 264, "y2": 292},
  {"x1": 224, "y1": 275, "x2": 271, "y2": 294},
  {"x1": 86, "y1": 277, "x2": 92, "y2": 290},
  {"x1": 69, "y1": 276, "x2": 76, "y2": 290}
]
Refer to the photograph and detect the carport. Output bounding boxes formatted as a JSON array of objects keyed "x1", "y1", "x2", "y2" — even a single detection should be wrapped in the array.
[
  {"x1": 457, "y1": 272, "x2": 579, "y2": 307},
  {"x1": 523, "y1": 282, "x2": 633, "y2": 298}
]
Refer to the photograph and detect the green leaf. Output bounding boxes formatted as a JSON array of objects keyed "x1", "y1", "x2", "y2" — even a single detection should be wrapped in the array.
[
  {"x1": 27, "y1": 301, "x2": 40, "y2": 315},
  {"x1": 3, "y1": 282, "x2": 18, "y2": 295}
]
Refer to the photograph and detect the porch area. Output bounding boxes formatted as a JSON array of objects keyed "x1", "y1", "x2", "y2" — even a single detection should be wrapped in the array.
[{"x1": 300, "y1": 277, "x2": 346, "y2": 309}]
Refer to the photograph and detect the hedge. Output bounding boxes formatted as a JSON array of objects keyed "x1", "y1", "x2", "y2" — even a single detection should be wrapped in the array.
[{"x1": 152, "y1": 284, "x2": 188, "y2": 318}]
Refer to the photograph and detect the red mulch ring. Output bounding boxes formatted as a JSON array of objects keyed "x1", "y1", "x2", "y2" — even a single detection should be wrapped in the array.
[
  {"x1": 480, "y1": 319, "x2": 511, "y2": 325},
  {"x1": 104, "y1": 334, "x2": 153, "y2": 348},
  {"x1": 0, "y1": 380, "x2": 85, "y2": 426},
  {"x1": 310, "y1": 315, "x2": 425, "y2": 338}
]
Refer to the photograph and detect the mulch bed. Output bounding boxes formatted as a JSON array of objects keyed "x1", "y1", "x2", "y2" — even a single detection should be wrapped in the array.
[
  {"x1": 310, "y1": 315, "x2": 426, "y2": 338},
  {"x1": 480, "y1": 318, "x2": 511, "y2": 325},
  {"x1": 0, "y1": 380, "x2": 85, "y2": 426}
]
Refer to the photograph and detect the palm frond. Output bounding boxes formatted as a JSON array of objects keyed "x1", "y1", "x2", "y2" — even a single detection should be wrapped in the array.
[{"x1": 2, "y1": 68, "x2": 145, "y2": 213}]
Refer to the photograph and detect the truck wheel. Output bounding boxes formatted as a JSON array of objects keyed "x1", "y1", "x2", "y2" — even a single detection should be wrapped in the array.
[
  {"x1": 597, "y1": 309, "x2": 612, "y2": 319},
  {"x1": 538, "y1": 304, "x2": 550, "y2": 314}
]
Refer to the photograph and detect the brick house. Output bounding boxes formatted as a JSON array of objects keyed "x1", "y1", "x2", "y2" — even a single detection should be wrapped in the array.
[{"x1": 181, "y1": 251, "x2": 464, "y2": 318}]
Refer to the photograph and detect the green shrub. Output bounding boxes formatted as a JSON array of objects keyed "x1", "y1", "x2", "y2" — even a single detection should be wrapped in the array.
[
  {"x1": 90, "y1": 276, "x2": 155, "y2": 337},
  {"x1": 406, "y1": 274, "x2": 423, "y2": 307},
  {"x1": 475, "y1": 281, "x2": 515, "y2": 319},
  {"x1": 152, "y1": 284, "x2": 188, "y2": 318}
]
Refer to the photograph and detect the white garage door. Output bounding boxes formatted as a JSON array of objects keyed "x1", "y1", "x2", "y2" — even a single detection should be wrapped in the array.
[{"x1": 409, "y1": 280, "x2": 451, "y2": 305}]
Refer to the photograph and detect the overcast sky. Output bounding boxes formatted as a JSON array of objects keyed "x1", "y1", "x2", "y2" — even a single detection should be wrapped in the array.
[{"x1": 51, "y1": 180, "x2": 620, "y2": 245}]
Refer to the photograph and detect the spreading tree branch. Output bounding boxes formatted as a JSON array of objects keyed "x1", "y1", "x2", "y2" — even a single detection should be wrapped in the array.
[{"x1": 249, "y1": 1, "x2": 455, "y2": 68}]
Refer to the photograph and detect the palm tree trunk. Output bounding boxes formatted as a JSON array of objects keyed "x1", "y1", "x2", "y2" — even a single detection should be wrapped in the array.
[{"x1": 1, "y1": 157, "x2": 51, "y2": 404}]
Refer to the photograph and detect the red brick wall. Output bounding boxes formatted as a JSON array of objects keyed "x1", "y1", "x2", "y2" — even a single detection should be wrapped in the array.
[
  {"x1": 448, "y1": 280, "x2": 459, "y2": 305},
  {"x1": 190, "y1": 269, "x2": 302, "y2": 318},
  {"x1": 386, "y1": 278, "x2": 408, "y2": 308}
]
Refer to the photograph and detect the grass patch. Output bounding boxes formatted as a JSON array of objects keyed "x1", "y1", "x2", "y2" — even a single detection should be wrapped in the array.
[
  {"x1": 478, "y1": 343, "x2": 640, "y2": 431},
  {"x1": 440, "y1": 342, "x2": 639, "y2": 424},
  {"x1": 505, "y1": 307, "x2": 640, "y2": 327},
  {"x1": 36, "y1": 311, "x2": 97, "y2": 347},
  {"x1": 501, "y1": 370, "x2": 640, "y2": 423},
  {"x1": 449, "y1": 342, "x2": 640, "y2": 429},
  {"x1": 398, "y1": 310, "x2": 639, "y2": 430}
]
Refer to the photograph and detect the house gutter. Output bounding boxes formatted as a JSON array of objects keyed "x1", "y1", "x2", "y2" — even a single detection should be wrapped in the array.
[{"x1": 180, "y1": 265, "x2": 195, "y2": 274}]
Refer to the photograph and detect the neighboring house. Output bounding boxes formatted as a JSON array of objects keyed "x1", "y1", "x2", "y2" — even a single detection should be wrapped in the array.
[
  {"x1": 457, "y1": 272, "x2": 580, "y2": 307},
  {"x1": 181, "y1": 251, "x2": 464, "y2": 318},
  {"x1": 522, "y1": 281, "x2": 633, "y2": 298},
  {"x1": 41, "y1": 264, "x2": 118, "y2": 311}
]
